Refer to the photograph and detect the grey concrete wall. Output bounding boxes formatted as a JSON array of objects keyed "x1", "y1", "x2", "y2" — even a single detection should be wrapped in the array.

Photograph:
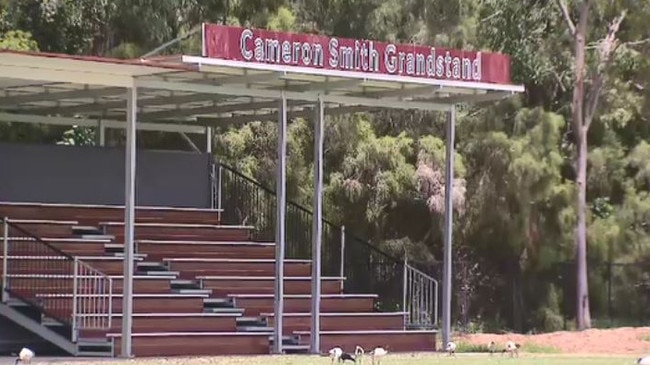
[{"x1": 0, "y1": 143, "x2": 212, "y2": 208}]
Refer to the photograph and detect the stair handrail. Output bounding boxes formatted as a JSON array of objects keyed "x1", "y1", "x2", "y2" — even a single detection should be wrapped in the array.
[
  {"x1": 403, "y1": 258, "x2": 439, "y2": 329},
  {"x1": 71, "y1": 257, "x2": 113, "y2": 342},
  {"x1": 1, "y1": 217, "x2": 113, "y2": 341},
  {"x1": 215, "y1": 161, "x2": 402, "y2": 261}
]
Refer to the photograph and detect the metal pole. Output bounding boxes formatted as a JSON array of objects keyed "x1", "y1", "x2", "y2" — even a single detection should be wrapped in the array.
[
  {"x1": 217, "y1": 165, "x2": 223, "y2": 212},
  {"x1": 206, "y1": 126, "x2": 212, "y2": 153},
  {"x1": 402, "y1": 257, "x2": 408, "y2": 329},
  {"x1": 310, "y1": 95, "x2": 324, "y2": 354},
  {"x1": 339, "y1": 225, "x2": 345, "y2": 293},
  {"x1": 273, "y1": 91, "x2": 287, "y2": 354},
  {"x1": 98, "y1": 120, "x2": 105, "y2": 146},
  {"x1": 2, "y1": 217, "x2": 8, "y2": 303},
  {"x1": 72, "y1": 258, "x2": 79, "y2": 343},
  {"x1": 121, "y1": 85, "x2": 137, "y2": 358},
  {"x1": 441, "y1": 105, "x2": 456, "y2": 349}
]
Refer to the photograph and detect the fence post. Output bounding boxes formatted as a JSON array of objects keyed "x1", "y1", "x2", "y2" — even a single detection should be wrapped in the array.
[
  {"x1": 2, "y1": 217, "x2": 8, "y2": 303},
  {"x1": 403, "y1": 256, "x2": 408, "y2": 329},
  {"x1": 217, "y1": 164, "x2": 223, "y2": 213},
  {"x1": 108, "y1": 277, "x2": 113, "y2": 330},
  {"x1": 210, "y1": 163, "x2": 216, "y2": 210},
  {"x1": 72, "y1": 257, "x2": 79, "y2": 343},
  {"x1": 607, "y1": 261, "x2": 613, "y2": 326},
  {"x1": 339, "y1": 225, "x2": 345, "y2": 293}
]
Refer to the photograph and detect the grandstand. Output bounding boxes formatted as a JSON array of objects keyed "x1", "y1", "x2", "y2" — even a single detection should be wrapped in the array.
[{"x1": 0, "y1": 24, "x2": 523, "y2": 357}]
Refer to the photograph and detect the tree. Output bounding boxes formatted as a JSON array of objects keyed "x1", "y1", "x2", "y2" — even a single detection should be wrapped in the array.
[{"x1": 555, "y1": 0, "x2": 628, "y2": 330}]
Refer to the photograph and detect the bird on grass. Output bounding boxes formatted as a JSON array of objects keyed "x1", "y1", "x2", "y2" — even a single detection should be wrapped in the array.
[
  {"x1": 502, "y1": 341, "x2": 520, "y2": 358},
  {"x1": 354, "y1": 345, "x2": 366, "y2": 364},
  {"x1": 369, "y1": 346, "x2": 388, "y2": 365},
  {"x1": 487, "y1": 341, "x2": 497, "y2": 355},
  {"x1": 14, "y1": 347, "x2": 34, "y2": 365},
  {"x1": 445, "y1": 341, "x2": 457, "y2": 356},
  {"x1": 329, "y1": 347, "x2": 344, "y2": 364},
  {"x1": 638, "y1": 356, "x2": 650, "y2": 364},
  {"x1": 339, "y1": 352, "x2": 356, "y2": 363}
]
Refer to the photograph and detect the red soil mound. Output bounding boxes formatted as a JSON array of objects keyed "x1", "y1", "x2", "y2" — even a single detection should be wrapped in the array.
[{"x1": 459, "y1": 327, "x2": 650, "y2": 354}]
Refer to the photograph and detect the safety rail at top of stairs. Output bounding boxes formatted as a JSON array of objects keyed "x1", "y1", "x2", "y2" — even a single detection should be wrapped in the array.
[{"x1": 1, "y1": 217, "x2": 113, "y2": 341}]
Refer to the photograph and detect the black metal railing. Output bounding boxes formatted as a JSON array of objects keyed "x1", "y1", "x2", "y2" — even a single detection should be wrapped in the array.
[
  {"x1": 214, "y1": 162, "x2": 405, "y2": 311},
  {"x1": 1, "y1": 218, "x2": 114, "y2": 339},
  {"x1": 1, "y1": 218, "x2": 75, "y2": 327},
  {"x1": 342, "y1": 233, "x2": 404, "y2": 311}
]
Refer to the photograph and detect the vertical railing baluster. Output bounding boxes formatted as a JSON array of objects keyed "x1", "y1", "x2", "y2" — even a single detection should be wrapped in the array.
[
  {"x1": 340, "y1": 226, "x2": 346, "y2": 293},
  {"x1": 2, "y1": 217, "x2": 8, "y2": 303},
  {"x1": 217, "y1": 164, "x2": 223, "y2": 213},
  {"x1": 72, "y1": 258, "x2": 79, "y2": 342}
]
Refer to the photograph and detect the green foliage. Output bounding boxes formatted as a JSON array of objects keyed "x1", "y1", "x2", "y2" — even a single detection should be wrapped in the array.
[
  {"x1": 57, "y1": 126, "x2": 96, "y2": 147},
  {"x1": 0, "y1": 30, "x2": 38, "y2": 51},
  {"x1": 453, "y1": 341, "x2": 489, "y2": 353},
  {"x1": 534, "y1": 285, "x2": 565, "y2": 332},
  {"x1": 522, "y1": 343, "x2": 561, "y2": 354}
]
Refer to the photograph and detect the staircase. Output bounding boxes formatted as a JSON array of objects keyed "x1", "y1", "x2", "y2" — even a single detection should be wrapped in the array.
[{"x1": 1, "y1": 218, "x2": 113, "y2": 357}]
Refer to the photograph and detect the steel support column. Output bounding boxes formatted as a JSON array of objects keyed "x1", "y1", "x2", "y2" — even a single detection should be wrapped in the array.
[
  {"x1": 310, "y1": 95, "x2": 325, "y2": 354},
  {"x1": 121, "y1": 85, "x2": 137, "y2": 358},
  {"x1": 441, "y1": 105, "x2": 456, "y2": 349},
  {"x1": 273, "y1": 91, "x2": 288, "y2": 354},
  {"x1": 97, "y1": 120, "x2": 105, "y2": 146},
  {"x1": 206, "y1": 126, "x2": 212, "y2": 153}
]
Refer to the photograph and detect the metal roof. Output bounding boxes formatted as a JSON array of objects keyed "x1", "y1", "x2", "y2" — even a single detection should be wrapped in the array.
[{"x1": 0, "y1": 49, "x2": 525, "y2": 132}]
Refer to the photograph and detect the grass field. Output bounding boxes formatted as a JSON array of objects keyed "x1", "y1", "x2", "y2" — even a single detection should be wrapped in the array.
[{"x1": 57, "y1": 353, "x2": 641, "y2": 365}]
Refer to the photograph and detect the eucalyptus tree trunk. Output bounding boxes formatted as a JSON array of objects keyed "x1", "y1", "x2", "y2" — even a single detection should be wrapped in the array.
[
  {"x1": 568, "y1": 0, "x2": 592, "y2": 330},
  {"x1": 575, "y1": 128, "x2": 591, "y2": 329},
  {"x1": 557, "y1": 0, "x2": 627, "y2": 330}
]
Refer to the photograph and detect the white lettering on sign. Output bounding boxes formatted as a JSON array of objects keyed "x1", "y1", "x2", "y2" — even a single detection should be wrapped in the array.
[{"x1": 236, "y1": 28, "x2": 483, "y2": 82}]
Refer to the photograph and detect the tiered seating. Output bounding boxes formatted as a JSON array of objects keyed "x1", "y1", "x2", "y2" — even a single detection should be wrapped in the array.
[{"x1": 0, "y1": 202, "x2": 436, "y2": 356}]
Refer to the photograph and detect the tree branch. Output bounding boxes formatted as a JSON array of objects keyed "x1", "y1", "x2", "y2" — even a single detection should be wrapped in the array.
[
  {"x1": 584, "y1": 10, "x2": 627, "y2": 129},
  {"x1": 623, "y1": 38, "x2": 650, "y2": 47},
  {"x1": 556, "y1": 0, "x2": 576, "y2": 35}
]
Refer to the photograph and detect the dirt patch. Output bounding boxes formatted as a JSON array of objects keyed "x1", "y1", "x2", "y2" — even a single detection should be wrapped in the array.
[{"x1": 457, "y1": 327, "x2": 650, "y2": 354}]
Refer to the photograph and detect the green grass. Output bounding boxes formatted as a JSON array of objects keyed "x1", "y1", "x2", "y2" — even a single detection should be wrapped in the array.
[
  {"x1": 521, "y1": 342, "x2": 561, "y2": 353},
  {"x1": 453, "y1": 341, "x2": 559, "y2": 354},
  {"x1": 63, "y1": 353, "x2": 639, "y2": 365}
]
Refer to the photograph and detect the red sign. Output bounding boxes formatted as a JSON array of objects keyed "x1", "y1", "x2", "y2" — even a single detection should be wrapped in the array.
[{"x1": 202, "y1": 24, "x2": 512, "y2": 85}]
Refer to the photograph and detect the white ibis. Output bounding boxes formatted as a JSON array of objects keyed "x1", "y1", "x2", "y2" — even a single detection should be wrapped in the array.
[
  {"x1": 638, "y1": 356, "x2": 650, "y2": 365},
  {"x1": 329, "y1": 347, "x2": 343, "y2": 364},
  {"x1": 14, "y1": 347, "x2": 34, "y2": 365},
  {"x1": 502, "y1": 341, "x2": 520, "y2": 358},
  {"x1": 339, "y1": 352, "x2": 356, "y2": 363},
  {"x1": 487, "y1": 341, "x2": 496, "y2": 355},
  {"x1": 354, "y1": 346, "x2": 365, "y2": 364},
  {"x1": 445, "y1": 341, "x2": 457, "y2": 356},
  {"x1": 369, "y1": 346, "x2": 387, "y2": 365}
]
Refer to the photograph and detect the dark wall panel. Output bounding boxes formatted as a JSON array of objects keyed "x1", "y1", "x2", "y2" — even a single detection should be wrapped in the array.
[{"x1": 0, "y1": 143, "x2": 211, "y2": 208}]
